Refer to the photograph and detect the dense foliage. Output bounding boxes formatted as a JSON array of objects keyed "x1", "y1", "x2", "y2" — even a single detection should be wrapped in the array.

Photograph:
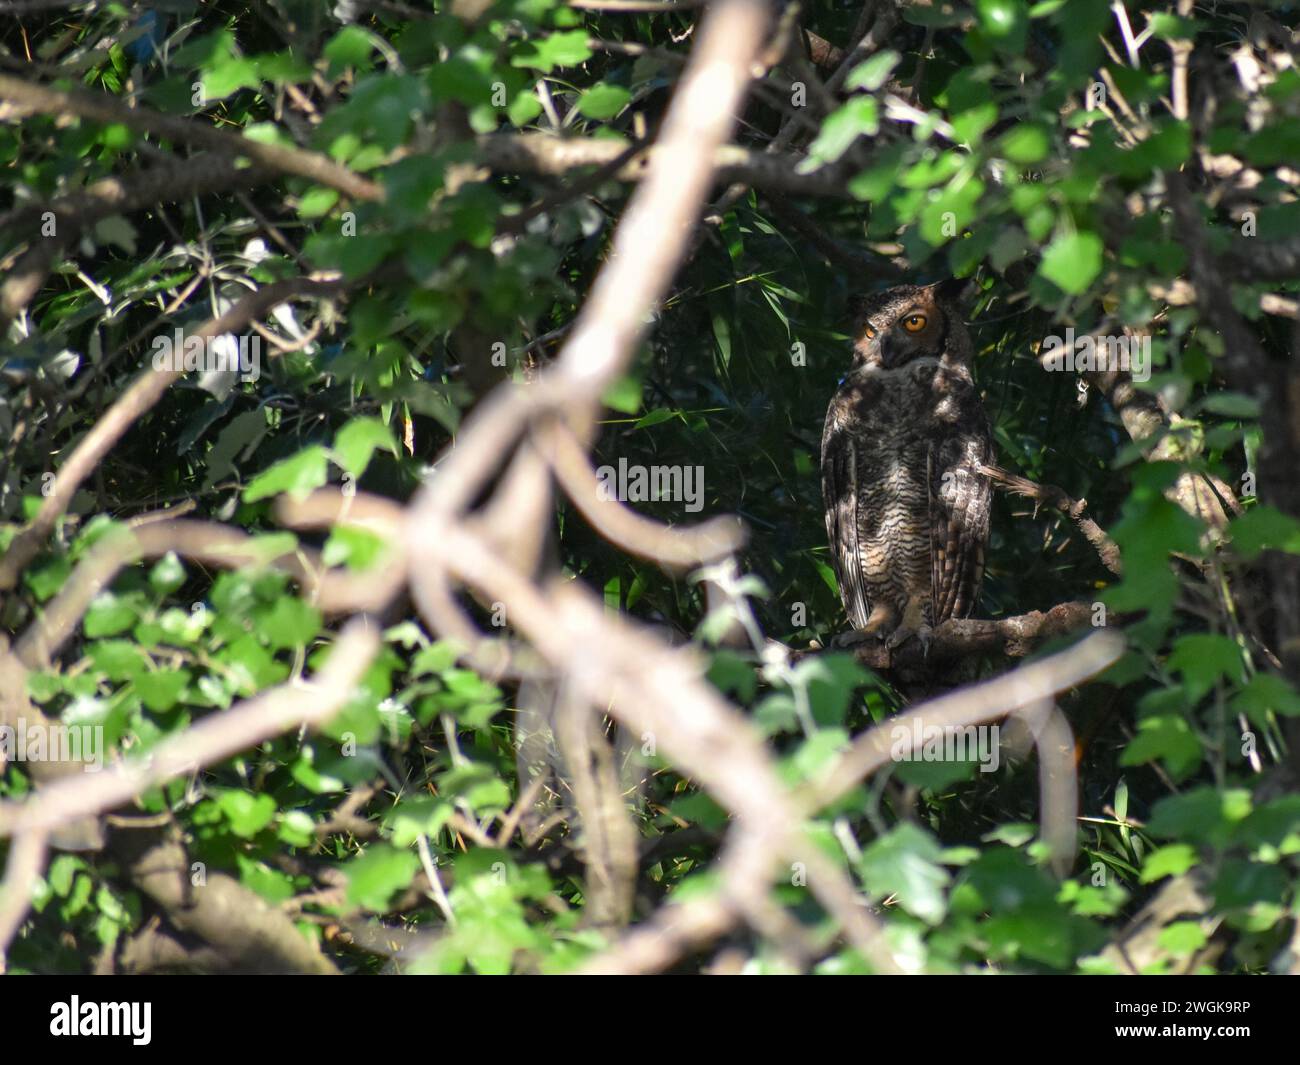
[{"x1": 1, "y1": 0, "x2": 1299, "y2": 974}]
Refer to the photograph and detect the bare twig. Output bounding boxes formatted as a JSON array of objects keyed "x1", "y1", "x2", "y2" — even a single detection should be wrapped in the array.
[{"x1": 978, "y1": 463, "x2": 1122, "y2": 576}]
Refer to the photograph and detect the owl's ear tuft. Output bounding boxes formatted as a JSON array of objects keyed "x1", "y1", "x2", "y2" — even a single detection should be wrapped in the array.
[
  {"x1": 846, "y1": 293, "x2": 873, "y2": 319},
  {"x1": 932, "y1": 277, "x2": 978, "y2": 309}
]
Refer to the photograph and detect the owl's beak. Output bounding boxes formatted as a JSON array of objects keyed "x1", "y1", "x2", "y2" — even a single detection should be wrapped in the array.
[{"x1": 880, "y1": 332, "x2": 905, "y2": 369}]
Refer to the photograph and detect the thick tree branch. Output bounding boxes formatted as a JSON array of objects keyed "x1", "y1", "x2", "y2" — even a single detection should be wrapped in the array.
[
  {"x1": 109, "y1": 826, "x2": 341, "y2": 974},
  {"x1": 0, "y1": 154, "x2": 272, "y2": 240},
  {"x1": 475, "y1": 132, "x2": 854, "y2": 199},
  {"x1": 833, "y1": 601, "x2": 1101, "y2": 671},
  {"x1": 807, "y1": 630, "x2": 1125, "y2": 807},
  {"x1": 410, "y1": 0, "x2": 911, "y2": 974},
  {"x1": 0, "y1": 74, "x2": 382, "y2": 203}
]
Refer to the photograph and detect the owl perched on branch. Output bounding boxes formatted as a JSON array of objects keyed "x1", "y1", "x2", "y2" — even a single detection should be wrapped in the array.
[{"x1": 820, "y1": 280, "x2": 993, "y2": 655}]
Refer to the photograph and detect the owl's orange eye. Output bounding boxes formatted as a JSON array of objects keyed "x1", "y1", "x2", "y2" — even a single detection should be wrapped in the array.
[
  {"x1": 862, "y1": 325, "x2": 877, "y2": 340},
  {"x1": 902, "y1": 314, "x2": 928, "y2": 333}
]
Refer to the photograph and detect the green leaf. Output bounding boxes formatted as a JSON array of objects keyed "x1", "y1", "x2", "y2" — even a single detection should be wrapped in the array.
[
  {"x1": 1157, "y1": 921, "x2": 1208, "y2": 957},
  {"x1": 92, "y1": 215, "x2": 137, "y2": 254},
  {"x1": 977, "y1": 0, "x2": 1028, "y2": 51},
  {"x1": 384, "y1": 797, "x2": 453, "y2": 847},
  {"x1": 952, "y1": 102, "x2": 999, "y2": 145},
  {"x1": 236, "y1": 855, "x2": 296, "y2": 904},
  {"x1": 1233, "y1": 673, "x2": 1300, "y2": 724},
  {"x1": 324, "y1": 26, "x2": 375, "y2": 73},
  {"x1": 602, "y1": 376, "x2": 642, "y2": 414},
  {"x1": 255, "y1": 51, "x2": 312, "y2": 85},
  {"x1": 1211, "y1": 859, "x2": 1287, "y2": 910},
  {"x1": 346, "y1": 844, "x2": 421, "y2": 911},
  {"x1": 845, "y1": 51, "x2": 901, "y2": 92},
  {"x1": 412, "y1": 641, "x2": 460, "y2": 676},
  {"x1": 1148, "y1": 788, "x2": 1251, "y2": 846},
  {"x1": 1140, "y1": 844, "x2": 1199, "y2": 883},
  {"x1": 632, "y1": 408, "x2": 676, "y2": 430},
  {"x1": 135, "y1": 669, "x2": 192, "y2": 713},
  {"x1": 668, "y1": 792, "x2": 728, "y2": 832},
  {"x1": 438, "y1": 762, "x2": 511, "y2": 811},
  {"x1": 1166, "y1": 633, "x2": 1245, "y2": 702},
  {"x1": 215, "y1": 790, "x2": 277, "y2": 838},
  {"x1": 27, "y1": 671, "x2": 61, "y2": 703},
  {"x1": 278, "y1": 811, "x2": 317, "y2": 848},
  {"x1": 218, "y1": 633, "x2": 290, "y2": 693},
  {"x1": 333, "y1": 417, "x2": 399, "y2": 478},
  {"x1": 88, "y1": 640, "x2": 148, "y2": 681},
  {"x1": 1228, "y1": 506, "x2": 1300, "y2": 560},
  {"x1": 47, "y1": 854, "x2": 87, "y2": 897},
  {"x1": 26, "y1": 558, "x2": 71, "y2": 602},
  {"x1": 507, "y1": 91, "x2": 542, "y2": 126},
  {"x1": 895, "y1": 752, "x2": 980, "y2": 790},
  {"x1": 982, "y1": 823, "x2": 1037, "y2": 848},
  {"x1": 707, "y1": 650, "x2": 758, "y2": 702},
  {"x1": 297, "y1": 186, "x2": 340, "y2": 219},
  {"x1": 577, "y1": 83, "x2": 631, "y2": 119},
  {"x1": 1038, "y1": 231, "x2": 1103, "y2": 294},
  {"x1": 511, "y1": 31, "x2": 592, "y2": 73},
  {"x1": 1120, "y1": 714, "x2": 1202, "y2": 779},
  {"x1": 790, "y1": 653, "x2": 870, "y2": 728},
  {"x1": 1198, "y1": 392, "x2": 1260, "y2": 418},
  {"x1": 1000, "y1": 123, "x2": 1050, "y2": 164},
  {"x1": 859, "y1": 823, "x2": 951, "y2": 924},
  {"x1": 243, "y1": 446, "x2": 330, "y2": 502},
  {"x1": 84, "y1": 593, "x2": 140, "y2": 638},
  {"x1": 202, "y1": 58, "x2": 260, "y2": 100},
  {"x1": 801, "y1": 97, "x2": 879, "y2": 171},
  {"x1": 254, "y1": 597, "x2": 322, "y2": 650},
  {"x1": 1236, "y1": 797, "x2": 1300, "y2": 850},
  {"x1": 754, "y1": 692, "x2": 798, "y2": 735},
  {"x1": 148, "y1": 552, "x2": 186, "y2": 595},
  {"x1": 322, "y1": 525, "x2": 390, "y2": 570}
]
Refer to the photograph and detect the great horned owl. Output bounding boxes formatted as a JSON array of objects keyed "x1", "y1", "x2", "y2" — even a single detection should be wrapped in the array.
[{"x1": 820, "y1": 279, "x2": 993, "y2": 652}]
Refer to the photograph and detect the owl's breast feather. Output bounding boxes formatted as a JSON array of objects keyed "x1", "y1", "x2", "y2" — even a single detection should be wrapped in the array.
[{"x1": 836, "y1": 358, "x2": 943, "y2": 427}]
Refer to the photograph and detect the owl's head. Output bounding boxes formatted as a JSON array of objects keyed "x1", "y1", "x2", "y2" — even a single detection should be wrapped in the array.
[{"x1": 848, "y1": 279, "x2": 974, "y2": 370}]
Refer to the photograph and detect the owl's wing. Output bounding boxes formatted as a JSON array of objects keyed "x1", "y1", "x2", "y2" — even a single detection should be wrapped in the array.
[
  {"x1": 929, "y1": 418, "x2": 993, "y2": 626},
  {"x1": 821, "y1": 409, "x2": 871, "y2": 629}
]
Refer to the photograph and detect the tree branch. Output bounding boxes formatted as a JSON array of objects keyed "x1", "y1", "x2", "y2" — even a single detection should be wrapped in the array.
[
  {"x1": 978, "y1": 463, "x2": 1122, "y2": 576},
  {"x1": 823, "y1": 601, "x2": 1101, "y2": 671},
  {"x1": 0, "y1": 74, "x2": 381, "y2": 203},
  {"x1": 0, "y1": 274, "x2": 347, "y2": 591},
  {"x1": 475, "y1": 132, "x2": 854, "y2": 199}
]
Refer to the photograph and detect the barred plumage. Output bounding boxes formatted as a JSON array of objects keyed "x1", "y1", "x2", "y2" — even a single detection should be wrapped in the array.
[{"x1": 821, "y1": 280, "x2": 993, "y2": 651}]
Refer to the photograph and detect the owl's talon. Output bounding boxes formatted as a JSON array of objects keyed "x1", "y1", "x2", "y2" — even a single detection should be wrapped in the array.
[
  {"x1": 916, "y1": 624, "x2": 934, "y2": 660},
  {"x1": 885, "y1": 624, "x2": 934, "y2": 656},
  {"x1": 885, "y1": 626, "x2": 913, "y2": 651},
  {"x1": 830, "y1": 629, "x2": 875, "y2": 649}
]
